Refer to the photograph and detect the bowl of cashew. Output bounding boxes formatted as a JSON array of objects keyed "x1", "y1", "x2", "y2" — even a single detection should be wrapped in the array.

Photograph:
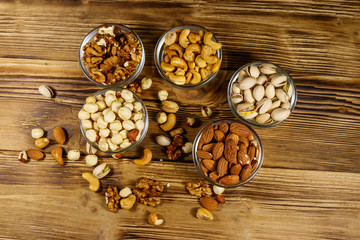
[{"x1": 154, "y1": 25, "x2": 223, "y2": 89}]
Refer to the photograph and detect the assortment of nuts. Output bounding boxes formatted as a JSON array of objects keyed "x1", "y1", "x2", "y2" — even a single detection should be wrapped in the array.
[
  {"x1": 78, "y1": 89, "x2": 146, "y2": 152},
  {"x1": 82, "y1": 25, "x2": 143, "y2": 85},
  {"x1": 195, "y1": 121, "x2": 260, "y2": 186},
  {"x1": 105, "y1": 185, "x2": 136, "y2": 211},
  {"x1": 160, "y1": 28, "x2": 222, "y2": 86},
  {"x1": 230, "y1": 63, "x2": 294, "y2": 124}
]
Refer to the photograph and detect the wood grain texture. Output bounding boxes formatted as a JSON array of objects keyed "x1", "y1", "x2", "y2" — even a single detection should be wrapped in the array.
[{"x1": 0, "y1": 0, "x2": 360, "y2": 239}]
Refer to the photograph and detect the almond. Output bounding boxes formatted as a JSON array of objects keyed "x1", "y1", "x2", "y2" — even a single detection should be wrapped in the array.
[
  {"x1": 217, "y1": 157, "x2": 228, "y2": 177},
  {"x1": 230, "y1": 122, "x2": 251, "y2": 138},
  {"x1": 247, "y1": 145, "x2": 256, "y2": 161},
  {"x1": 238, "y1": 151, "x2": 251, "y2": 166},
  {"x1": 53, "y1": 126, "x2": 66, "y2": 144},
  {"x1": 251, "y1": 160, "x2": 258, "y2": 170},
  {"x1": 200, "y1": 162, "x2": 210, "y2": 174},
  {"x1": 239, "y1": 136, "x2": 249, "y2": 147},
  {"x1": 51, "y1": 146, "x2": 64, "y2": 166},
  {"x1": 216, "y1": 194, "x2": 225, "y2": 204},
  {"x1": 230, "y1": 164, "x2": 242, "y2": 175},
  {"x1": 219, "y1": 175, "x2": 239, "y2": 185},
  {"x1": 218, "y1": 122, "x2": 229, "y2": 134},
  {"x1": 26, "y1": 149, "x2": 44, "y2": 160},
  {"x1": 240, "y1": 164, "x2": 252, "y2": 181},
  {"x1": 213, "y1": 130, "x2": 225, "y2": 142},
  {"x1": 35, "y1": 138, "x2": 50, "y2": 149},
  {"x1": 202, "y1": 159, "x2": 217, "y2": 172},
  {"x1": 128, "y1": 129, "x2": 140, "y2": 142},
  {"x1": 196, "y1": 150, "x2": 213, "y2": 160},
  {"x1": 212, "y1": 142, "x2": 224, "y2": 161},
  {"x1": 239, "y1": 143, "x2": 248, "y2": 153},
  {"x1": 200, "y1": 125, "x2": 214, "y2": 144},
  {"x1": 202, "y1": 143, "x2": 216, "y2": 152},
  {"x1": 225, "y1": 133, "x2": 239, "y2": 145},
  {"x1": 224, "y1": 139, "x2": 237, "y2": 164},
  {"x1": 209, "y1": 171, "x2": 221, "y2": 182},
  {"x1": 200, "y1": 197, "x2": 219, "y2": 211}
]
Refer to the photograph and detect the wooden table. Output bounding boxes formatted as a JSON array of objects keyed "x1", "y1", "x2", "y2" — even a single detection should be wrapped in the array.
[{"x1": 1, "y1": 1, "x2": 359, "y2": 239}]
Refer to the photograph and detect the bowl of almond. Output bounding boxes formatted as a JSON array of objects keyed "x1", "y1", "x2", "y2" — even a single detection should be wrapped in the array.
[
  {"x1": 192, "y1": 120, "x2": 263, "y2": 188},
  {"x1": 78, "y1": 87, "x2": 148, "y2": 154}
]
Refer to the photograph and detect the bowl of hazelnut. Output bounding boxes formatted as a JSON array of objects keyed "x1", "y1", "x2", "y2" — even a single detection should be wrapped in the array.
[
  {"x1": 79, "y1": 24, "x2": 145, "y2": 87},
  {"x1": 192, "y1": 120, "x2": 264, "y2": 188},
  {"x1": 78, "y1": 87, "x2": 148, "y2": 154},
  {"x1": 154, "y1": 25, "x2": 223, "y2": 89}
]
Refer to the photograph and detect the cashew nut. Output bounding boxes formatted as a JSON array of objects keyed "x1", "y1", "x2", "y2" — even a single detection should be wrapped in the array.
[
  {"x1": 169, "y1": 73, "x2": 186, "y2": 85},
  {"x1": 195, "y1": 55, "x2": 207, "y2": 68},
  {"x1": 175, "y1": 68, "x2": 186, "y2": 76},
  {"x1": 211, "y1": 57, "x2": 221, "y2": 73},
  {"x1": 164, "y1": 49, "x2": 178, "y2": 58},
  {"x1": 179, "y1": 29, "x2": 190, "y2": 48},
  {"x1": 200, "y1": 68, "x2": 210, "y2": 80},
  {"x1": 198, "y1": 30, "x2": 204, "y2": 39},
  {"x1": 161, "y1": 62, "x2": 176, "y2": 72},
  {"x1": 203, "y1": 32, "x2": 222, "y2": 50},
  {"x1": 168, "y1": 44, "x2": 184, "y2": 58},
  {"x1": 170, "y1": 57, "x2": 188, "y2": 71},
  {"x1": 165, "y1": 31, "x2": 177, "y2": 46},
  {"x1": 134, "y1": 148, "x2": 152, "y2": 166},
  {"x1": 82, "y1": 172, "x2": 100, "y2": 192},
  {"x1": 187, "y1": 61, "x2": 195, "y2": 69},
  {"x1": 184, "y1": 44, "x2": 201, "y2": 62},
  {"x1": 185, "y1": 72, "x2": 192, "y2": 84},
  {"x1": 200, "y1": 45, "x2": 218, "y2": 64},
  {"x1": 160, "y1": 113, "x2": 176, "y2": 131},
  {"x1": 188, "y1": 32, "x2": 201, "y2": 43},
  {"x1": 189, "y1": 69, "x2": 201, "y2": 85},
  {"x1": 163, "y1": 55, "x2": 170, "y2": 63}
]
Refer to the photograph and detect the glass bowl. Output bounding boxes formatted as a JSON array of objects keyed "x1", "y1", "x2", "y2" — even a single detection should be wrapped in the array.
[
  {"x1": 192, "y1": 119, "x2": 264, "y2": 188},
  {"x1": 79, "y1": 24, "x2": 145, "y2": 88},
  {"x1": 227, "y1": 62, "x2": 297, "y2": 128},
  {"x1": 79, "y1": 87, "x2": 149, "y2": 154},
  {"x1": 154, "y1": 24, "x2": 222, "y2": 89}
]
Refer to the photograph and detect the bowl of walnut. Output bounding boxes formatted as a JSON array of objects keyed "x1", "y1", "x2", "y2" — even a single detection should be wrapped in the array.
[
  {"x1": 154, "y1": 25, "x2": 223, "y2": 89},
  {"x1": 78, "y1": 87, "x2": 149, "y2": 154},
  {"x1": 192, "y1": 120, "x2": 264, "y2": 188},
  {"x1": 79, "y1": 24, "x2": 145, "y2": 87}
]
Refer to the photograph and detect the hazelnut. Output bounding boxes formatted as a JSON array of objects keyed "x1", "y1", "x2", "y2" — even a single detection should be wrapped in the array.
[
  {"x1": 18, "y1": 151, "x2": 28, "y2": 163},
  {"x1": 185, "y1": 117, "x2": 195, "y2": 127},
  {"x1": 67, "y1": 150, "x2": 81, "y2": 161},
  {"x1": 118, "y1": 107, "x2": 132, "y2": 120},
  {"x1": 156, "y1": 112, "x2": 167, "y2": 124},
  {"x1": 85, "y1": 96, "x2": 97, "y2": 103},
  {"x1": 31, "y1": 128, "x2": 44, "y2": 139},
  {"x1": 78, "y1": 110, "x2": 90, "y2": 120},
  {"x1": 213, "y1": 185, "x2": 225, "y2": 195},
  {"x1": 182, "y1": 142, "x2": 193, "y2": 154},
  {"x1": 141, "y1": 77, "x2": 153, "y2": 90},
  {"x1": 201, "y1": 106, "x2": 212, "y2": 118},
  {"x1": 119, "y1": 187, "x2": 132, "y2": 198},
  {"x1": 85, "y1": 154, "x2": 98, "y2": 166},
  {"x1": 158, "y1": 90, "x2": 168, "y2": 101}
]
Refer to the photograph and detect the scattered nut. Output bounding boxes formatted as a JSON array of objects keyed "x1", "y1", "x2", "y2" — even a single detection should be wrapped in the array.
[
  {"x1": 212, "y1": 185, "x2": 225, "y2": 195},
  {"x1": 161, "y1": 100, "x2": 179, "y2": 113},
  {"x1": 85, "y1": 154, "x2": 98, "y2": 167},
  {"x1": 67, "y1": 150, "x2": 81, "y2": 161},
  {"x1": 53, "y1": 126, "x2": 66, "y2": 144},
  {"x1": 141, "y1": 77, "x2": 152, "y2": 90},
  {"x1": 120, "y1": 194, "x2": 136, "y2": 210},
  {"x1": 196, "y1": 207, "x2": 214, "y2": 220},
  {"x1": 186, "y1": 181, "x2": 212, "y2": 198},
  {"x1": 169, "y1": 127, "x2": 184, "y2": 137},
  {"x1": 158, "y1": 90, "x2": 168, "y2": 101},
  {"x1": 133, "y1": 178, "x2": 164, "y2": 207},
  {"x1": 112, "y1": 153, "x2": 122, "y2": 159},
  {"x1": 82, "y1": 172, "x2": 100, "y2": 192},
  {"x1": 106, "y1": 185, "x2": 120, "y2": 212},
  {"x1": 38, "y1": 85, "x2": 54, "y2": 98},
  {"x1": 166, "y1": 135, "x2": 184, "y2": 160},
  {"x1": 216, "y1": 194, "x2": 226, "y2": 204},
  {"x1": 51, "y1": 146, "x2": 64, "y2": 166},
  {"x1": 86, "y1": 142, "x2": 97, "y2": 155},
  {"x1": 182, "y1": 142, "x2": 193, "y2": 154},
  {"x1": 18, "y1": 151, "x2": 28, "y2": 163},
  {"x1": 93, "y1": 163, "x2": 110, "y2": 179},
  {"x1": 134, "y1": 148, "x2": 152, "y2": 166},
  {"x1": 201, "y1": 106, "x2": 212, "y2": 117},
  {"x1": 26, "y1": 149, "x2": 44, "y2": 160},
  {"x1": 156, "y1": 135, "x2": 171, "y2": 146},
  {"x1": 34, "y1": 138, "x2": 50, "y2": 149},
  {"x1": 31, "y1": 128, "x2": 44, "y2": 139},
  {"x1": 119, "y1": 187, "x2": 132, "y2": 198},
  {"x1": 156, "y1": 112, "x2": 168, "y2": 124},
  {"x1": 160, "y1": 113, "x2": 176, "y2": 132},
  {"x1": 185, "y1": 117, "x2": 195, "y2": 127},
  {"x1": 148, "y1": 213, "x2": 164, "y2": 226}
]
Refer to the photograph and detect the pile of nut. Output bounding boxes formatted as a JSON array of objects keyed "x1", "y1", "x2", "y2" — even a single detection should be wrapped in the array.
[
  {"x1": 230, "y1": 63, "x2": 293, "y2": 124},
  {"x1": 196, "y1": 121, "x2": 259, "y2": 185},
  {"x1": 160, "y1": 29, "x2": 222, "y2": 85},
  {"x1": 82, "y1": 25, "x2": 143, "y2": 85},
  {"x1": 78, "y1": 89, "x2": 145, "y2": 152}
]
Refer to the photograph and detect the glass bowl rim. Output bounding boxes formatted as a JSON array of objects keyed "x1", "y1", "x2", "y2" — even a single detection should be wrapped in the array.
[
  {"x1": 78, "y1": 23, "x2": 146, "y2": 88},
  {"x1": 192, "y1": 119, "x2": 264, "y2": 188},
  {"x1": 79, "y1": 86, "x2": 149, "y2": 154},
  {"x1": 154, "y1": 24, "x2": 223, "y2": 89},
  {"x1": 227, "y1": 61, "x2": 298, "y2": 128}
]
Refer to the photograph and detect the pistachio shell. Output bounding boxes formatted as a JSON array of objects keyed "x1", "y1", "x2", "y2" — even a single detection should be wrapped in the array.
[
  {"x1": 283, "y1": 83, "x2": 293, "y2": 98},
  {"x1": 269, "y1": 99, "x2": 281, "y2": 112},
  {"x1": 253, "y1": 85, "x2": 265, "y2": 102},
  {"x1": 93, "y1": 163, "x2": 110, "y2": 179},
  {"x1": 270, "y1": 73, "x2": 287, "y2": 87},
  {"x1": 237, "y1": 102, "x2": 254, "y2": 112},
  {"x1": 256, "y1": 98, "x2": 272, "y2": 114},
  {"x1": 275, "y1": 89, "x2": 289, "y2": 103},
  {"x1": 38, "y1": 85, "x2": 54, "y2": 98},
  {"x1": 232, "y1": 84, "x2": 241, "y2": 94},
  {"x1": 242, "y1": 111, "x2": 258, "y2": 119},
  {"x1": 255, "y1": 113, "x2": 271, "y2": 124},
  {"x1": 244, "y1": 89, "x2": 255, "y2": 103},
  {"x1": 239, "y1": 77, "x2": 257, "y2": 90},
  {"x1": 247, "y1": 65, "x2": 260, "y2": 78},
  {"x1": 237, "y1": 69, "x2": 248, "y2": 82},
  {"x1": 259, "y1": 63, "x2": 277, "y2": 75},
  {"x1": 265, "y1": 84, "x2": 275, "y2": 99},
  {"x1": 231, "y1": 94, "x2": 243, "y2": 104},
  {"x1": 271, "y1": 108, "x2": 290, "y2": 121},
  {"x1": 281, "y1": 101, "x2": 291, "y2": 109},
  {"x1": 257, "y1": 75, "x2": 267, "y2": 85}
]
